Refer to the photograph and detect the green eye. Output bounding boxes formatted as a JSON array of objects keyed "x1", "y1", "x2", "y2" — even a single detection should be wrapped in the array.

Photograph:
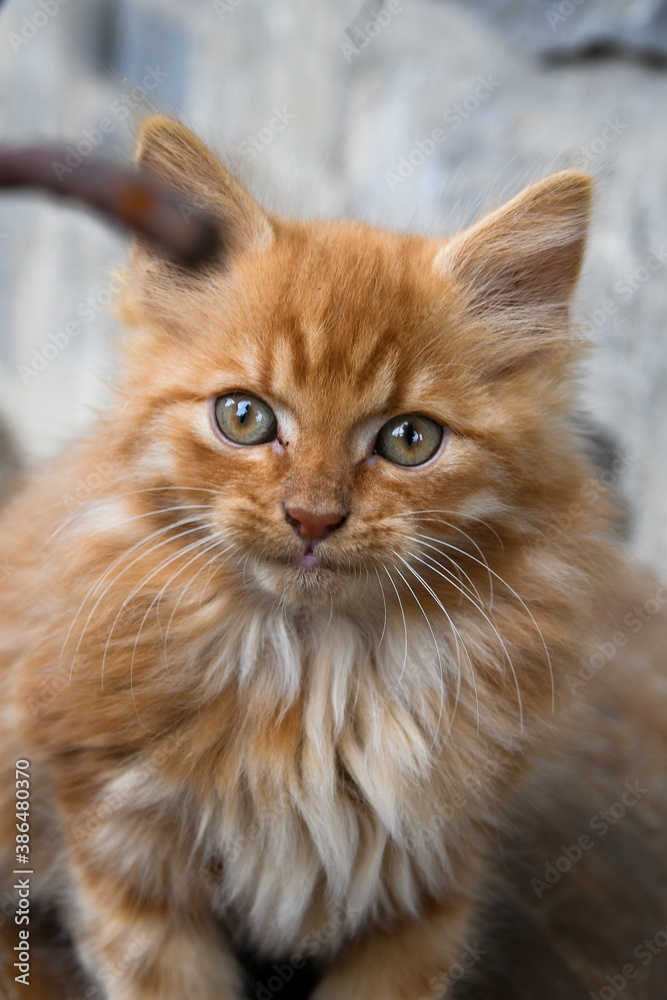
[
  {"x1": 375, "y1": 414, "x2": 443, "y2": 467},
  {"x1": 214, "y1": 393, "x2": 277, "y2": 446}
]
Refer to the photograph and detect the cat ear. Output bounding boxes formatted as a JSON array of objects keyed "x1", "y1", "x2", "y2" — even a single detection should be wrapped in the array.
[
  {"x1": 134, "y1": 115, "x2": 272, "y2": 262},
  {"x1": 436, "y1": 171, "x2": 592, "y2": 368}
]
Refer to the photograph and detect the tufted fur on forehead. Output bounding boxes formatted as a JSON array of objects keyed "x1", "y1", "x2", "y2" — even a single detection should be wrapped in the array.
[{"x1": 119, "y1": 117, "x2": 590, "y2": 387}]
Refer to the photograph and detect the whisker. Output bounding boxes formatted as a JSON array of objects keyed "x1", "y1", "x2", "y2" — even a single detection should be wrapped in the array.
[
  {"x1": 437, "y1": 546, "x2": 555, "y2": 715},
  {"x1": 410, "y1": 515, "x2": 497, "y2": 607},
  {"x1": 418, "y1": 552, "x2": 523, "y2": 728},
  {"x1": 100, "y1": 530, "x2": 218, "y2": 689},
  {"x1": 197, "y1": 555, "x2": 219, "y2": 609},
  {"x1": 60, "y1": 513, "x2": 213, "y2": 672},
  {"x1": 51, "y1": 501, "x2": 215, "y2": 541},
  {"x1": 373, "y1": 566, "x2": 388, "y2": 648},
  {"x1": 396, "y1": 508, "x2": 505, "y2": 550},
  {"x1": 125, "y1": 535, "x2": 229, "y2": 697},
  {"x1": 406, "y1": 534, "x2": 485, "y2": 608},
  {"x1": 66, "y1": 521, "x2": 210, "y2": 686},
  {"x1": 391, "y1": 550, "x2": 474, "y2": 736},
  {"x1": 382, "y1": 565, "x2": 408, "y2": 695},
  {"x1": 162, "y1": 541, "x2": 233, "y2": 672},
  {"x1": 406, "y1": 547, "x2": 523, "y2": 730},
  {"x1": 390, "y1": 556, "x2": 446, "y2": 748},
  {"x1": 123, "y1": 535, "x2": 226, "y2": 728},
  {"x1": 241, "y1": 554, "x2": 251, "y2": 587},
  {"x1": 411, "y1": 550, "x2": 491, "y2": 632}
]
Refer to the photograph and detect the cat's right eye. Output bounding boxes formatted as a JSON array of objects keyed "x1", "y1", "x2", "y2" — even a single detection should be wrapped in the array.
[
  {"x1": 214, "y1": 393, "x2": 277, "y2": 446},
  {"x1": 374, "y1": 414, "x2": 444, "y2": 467}
]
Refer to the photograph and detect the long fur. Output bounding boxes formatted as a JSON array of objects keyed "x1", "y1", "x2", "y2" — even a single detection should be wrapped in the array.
[{"x1": 0, "y1": 117, "x2": 617, "y2": 999}]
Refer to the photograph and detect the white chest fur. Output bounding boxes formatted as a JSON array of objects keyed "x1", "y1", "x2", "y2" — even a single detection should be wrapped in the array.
[
  {"x1": 197, "y1": 610, "x2": 463, "y2": 954},
  {"x1": 92, "y1": 610, "x2": 469, "y2": 957}
]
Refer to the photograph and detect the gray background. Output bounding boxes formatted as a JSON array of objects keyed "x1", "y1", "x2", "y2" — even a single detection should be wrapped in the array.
[{"x1": 0, "y1": 0, "x2": 666, "y2": 575}]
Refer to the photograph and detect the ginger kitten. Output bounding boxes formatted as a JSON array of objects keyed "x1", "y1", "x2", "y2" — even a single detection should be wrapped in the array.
[{"x1": 0, "y1": 117, "x2": 615, "y2": 999}]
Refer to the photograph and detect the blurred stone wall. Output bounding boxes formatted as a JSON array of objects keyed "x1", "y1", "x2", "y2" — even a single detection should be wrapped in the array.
[{"x1": 0, "y1": 0, "x2": 666, "y2": 576}]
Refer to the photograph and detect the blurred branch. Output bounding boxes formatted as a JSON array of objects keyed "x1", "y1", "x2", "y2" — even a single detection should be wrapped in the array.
[{"x1": 0, "y1": 145, "x2": 220, "y2": 267}]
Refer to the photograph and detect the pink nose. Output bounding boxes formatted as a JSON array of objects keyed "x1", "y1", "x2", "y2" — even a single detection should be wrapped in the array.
[{"x1": 285, "y1": 507, "x2": 345, "y2": 544}]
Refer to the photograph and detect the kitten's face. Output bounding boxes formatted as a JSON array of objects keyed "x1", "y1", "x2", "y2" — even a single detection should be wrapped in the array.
[
  {"x1": 124, "y1": 226, "x2": 493, "y2": 607},
  {"x1": 117, "y1": 118, "x2": 591, "y2": 610}
]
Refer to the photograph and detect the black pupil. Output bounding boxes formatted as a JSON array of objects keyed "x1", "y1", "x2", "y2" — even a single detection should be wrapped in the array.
[
  {"x1": 236, "y1": 401, "x2": 251, "y2": 424},
  {"x1": 392, "y1": 420, "x2": 420, "y2": 447},
  {"x1": 404, "y1": 422, "x2": 418, "y2": 446}
]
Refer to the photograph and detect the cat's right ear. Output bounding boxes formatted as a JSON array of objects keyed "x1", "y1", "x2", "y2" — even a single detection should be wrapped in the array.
[
  {"x1": 133, "y1": 115, "x2": 273, "y2": 266},
  {"x1": 435, "y1": 171, "x2": 592, "y2": 373}
]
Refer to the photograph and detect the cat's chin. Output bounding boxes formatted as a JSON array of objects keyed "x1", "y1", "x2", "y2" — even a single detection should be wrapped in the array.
[{"x1": 250, "y1": 554, "x2": 357, "y2": 608}]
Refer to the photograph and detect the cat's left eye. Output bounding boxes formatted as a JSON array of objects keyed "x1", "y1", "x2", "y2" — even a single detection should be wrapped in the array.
[
  {"x1": 375, "y1": 414, "x2": 443, "y2": 467},
  {"x1": 214, "y1": 393, "x2": 277, "y2": 446}
]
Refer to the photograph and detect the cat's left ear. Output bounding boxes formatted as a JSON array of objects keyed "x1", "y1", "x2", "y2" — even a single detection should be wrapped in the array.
[
  {"x1": 134, "y1": 115, "x2": 273, "y2": 263},
  {"x1": 436, "y1": 171, "x2": 592, "y2": 363}
]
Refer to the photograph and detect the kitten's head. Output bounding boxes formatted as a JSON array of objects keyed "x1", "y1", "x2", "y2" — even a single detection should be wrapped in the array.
[{"x1": 116, "y1": 117, "x2": 593, "y2": 612}]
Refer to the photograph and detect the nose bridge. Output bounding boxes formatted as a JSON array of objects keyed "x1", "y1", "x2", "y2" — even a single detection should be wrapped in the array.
[{"x1": 284, "y1": 436, "x2": 349, "y2": 515}]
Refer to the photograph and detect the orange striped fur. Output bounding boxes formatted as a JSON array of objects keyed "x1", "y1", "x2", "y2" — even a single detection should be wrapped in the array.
[{"x1": 0, "y1": 117, "x2": 617, "y2": 999}]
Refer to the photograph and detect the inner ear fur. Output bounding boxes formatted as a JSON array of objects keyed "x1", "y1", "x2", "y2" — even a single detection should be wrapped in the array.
[
  {"x1": 438, "y1": 171, "x2": 592, "y2": 313},
  {"x1": 135, "y1": 115, "x2": 273, "y2": 260}
]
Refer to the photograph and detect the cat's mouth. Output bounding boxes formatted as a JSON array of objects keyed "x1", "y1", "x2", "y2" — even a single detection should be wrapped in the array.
[
  {"x1": 251, "y1": 548, "x2": 367, "y2": 607},
  {"x1": 290, "y1": 551, "x2": 323, "y2": 570},
  {"x1": 272, "y1": 548, "x2": 339, "y2": 580}
]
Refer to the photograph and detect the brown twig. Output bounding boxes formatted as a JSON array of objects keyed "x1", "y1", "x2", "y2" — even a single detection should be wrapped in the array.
[{"x1": 0, "y1": 145, "x2": 220, "y2": 267}]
